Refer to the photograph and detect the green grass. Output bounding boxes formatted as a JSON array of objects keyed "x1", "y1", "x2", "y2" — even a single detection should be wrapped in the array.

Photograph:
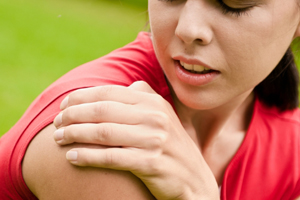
[{"x1": 0, "y1": 0, "x2": 147, "y2": 135}]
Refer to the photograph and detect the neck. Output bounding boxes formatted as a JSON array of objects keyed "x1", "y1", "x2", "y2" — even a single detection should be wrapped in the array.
[{"x1": 173, "y1": 91, "x2": 255, "y2": 152}]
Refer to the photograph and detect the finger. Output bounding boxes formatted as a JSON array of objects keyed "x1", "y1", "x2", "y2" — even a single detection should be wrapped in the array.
[
  {"x1": 61, "y1": 85, "x2": 136, "y2": 110},
  {"x1": 54, "y1": 101, "x2": 142, "y2": 128},
  {"x1": 128, "y1": 81, "x2": 156, "y2": 94},
  {"x1": 53, "y1": 123, "x2": 150, "y2": 148},
  {"x1": 60, "y1": 82, "x2": 156, "y2": 110},
  {"x1": 66, "y1": 148, "x2": 145, "y2": 172}
]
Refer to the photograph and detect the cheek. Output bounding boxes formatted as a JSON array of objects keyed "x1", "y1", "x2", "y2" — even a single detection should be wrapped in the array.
[
  {"x1": 149, "y1": 1, "x2": 177, "y2": 34},
  {"x1": 217, "y1": 6, "x2": 296, "y2": 85},
  {"x1": 150, "y1": 20, "x2": 177, "y2": 71},
  {"x1": 148, "y1": 1, "x2": 179, "y2": 52}
]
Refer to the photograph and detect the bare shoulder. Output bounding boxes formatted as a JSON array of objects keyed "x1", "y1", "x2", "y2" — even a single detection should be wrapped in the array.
[{"x1": 22, "y1": 124, "x2": 155, "y2": 200}]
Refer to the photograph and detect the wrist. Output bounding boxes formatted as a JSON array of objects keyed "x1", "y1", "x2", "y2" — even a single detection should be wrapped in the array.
[
  {"x1": 180, "y1": 173, "x2": 220, "y2": 200},
  {"x1": 183, "y1": 187, "x2": 220, "y2": 200}
]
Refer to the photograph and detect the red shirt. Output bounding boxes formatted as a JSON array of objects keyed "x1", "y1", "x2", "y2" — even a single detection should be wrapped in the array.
[{"x1": 0, "y1": 32, "x2": 299, "y2": 199}]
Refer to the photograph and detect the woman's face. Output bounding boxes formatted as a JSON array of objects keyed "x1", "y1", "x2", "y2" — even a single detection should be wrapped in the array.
[{"x1": 148, "y1": 0, "x2": 300, "y2": 110}]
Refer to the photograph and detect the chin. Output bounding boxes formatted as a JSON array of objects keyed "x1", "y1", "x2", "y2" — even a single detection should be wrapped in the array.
[{"x1": 177, "y1": 94, "x2": 220, "y2": 111}]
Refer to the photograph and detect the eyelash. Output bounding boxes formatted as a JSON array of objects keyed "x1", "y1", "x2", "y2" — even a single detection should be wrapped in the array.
[
  {"x1": 159, "y1": 0, "x2": 253, "y2": 17},
  {"x1": 216, "y1": 0, "x2": 252, "y2": 17}
]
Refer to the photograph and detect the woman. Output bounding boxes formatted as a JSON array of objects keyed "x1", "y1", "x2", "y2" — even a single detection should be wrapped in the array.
[{"x1": 1, "y1": 0, "x2": 300, "y2": 199}]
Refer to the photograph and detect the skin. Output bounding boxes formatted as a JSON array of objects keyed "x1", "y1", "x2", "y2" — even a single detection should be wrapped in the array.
[
  {"x1": 150, "y1": 0, "x2": 298, "y2": 110},
  {"x1": 148, "y1": 0, "x2": 300, "y2": 184},
  {"x1": 23, "y1": 123, "x2": 156, "y2": 200},
  {"x1": 53, "y1": 82, "x2": 221, "y2": 199},
  {"x1": 22, "y1": 0, "x2": 300, "y2": 199}
]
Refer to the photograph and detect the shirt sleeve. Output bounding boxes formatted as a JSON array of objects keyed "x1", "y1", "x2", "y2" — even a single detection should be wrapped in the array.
[{"x1": 0, "y1": 32, "x2": 170, "y2": 199}]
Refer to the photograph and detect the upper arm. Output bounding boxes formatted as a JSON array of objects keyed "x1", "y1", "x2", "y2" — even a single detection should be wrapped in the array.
[{"x1": 22, "y1": 123, "x2": 155, "y2": 200}]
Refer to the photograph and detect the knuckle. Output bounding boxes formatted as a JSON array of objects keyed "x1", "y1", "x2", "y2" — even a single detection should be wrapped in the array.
[
  {"x1": 144, "y1": 154, "x2": 163, "y2": 175},
  {"x1": 94, "y1": 124, "x2": 112, "y2": 144},
  {"x1": 94, "y1": 102, "x2": 109, "y2": 117},
  {"x1": 80, "y1": 149, "x2": 93, "y2": 165},
  {"x1": 64, "y1": 125, "x2": 78, "y2": 143},
  {"x1": 131, "y1": 81, "x2": 153, "y2": 92},
  {"x1": 154, "y1": 93, "x2": 164, "y2": 101},
  {"x1": 97, "y1": 85, "x2": 114, "y2": 99},
  {"x1": 149, "y1": 133, "x2": 167, "y2": 149},
  {"x1": 148, "y1": 94, "x2": 165, "y2": 107},
  {"x1": 132, "y1": 80, "x2": 147, "y2": 87},
  {"x1": 104, "y1": 151, "x2": 116, "y2": 167},
  {"x1": 137, "y1": 81, "x2": 149, "y2": 88},
  {"x1": 62, "y1": 126, "x2": 71, "y2": 140},
  {"x1": 147, "y1": 111, "x2": 170, "y2": 129}
]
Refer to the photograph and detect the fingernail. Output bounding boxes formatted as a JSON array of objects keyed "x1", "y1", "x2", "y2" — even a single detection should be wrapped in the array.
[
  {"x1": 54, "y1": 112, "x2": 63, "y2": 127},
  {"x1": 60, "y1": 96, "x2": 69, "y2": 110},
  {"x1": 66, "y1": 151, "x2": 78, "y2": 161},
  {"x1": 54, "y1": 129, "x2": 64, "y2": 141}
]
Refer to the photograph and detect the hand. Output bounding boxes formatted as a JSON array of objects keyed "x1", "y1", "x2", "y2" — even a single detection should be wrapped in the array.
[{"x1": 53, "y1": 81, "x2": 219, "y2": 200}]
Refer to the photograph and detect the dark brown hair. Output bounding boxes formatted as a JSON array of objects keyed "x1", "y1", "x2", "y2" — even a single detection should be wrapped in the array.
[{"x1": 254, "y1": 43, "x2": 299, "y2": 111}]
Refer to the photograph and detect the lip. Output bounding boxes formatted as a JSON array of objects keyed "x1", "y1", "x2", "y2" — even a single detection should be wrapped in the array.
[
  {"x1": 172, "y1": 55, "x2": 215, "y2": 70},
  {"x1": 173, "y1": 59, "x2": 220, "y2": 86}
]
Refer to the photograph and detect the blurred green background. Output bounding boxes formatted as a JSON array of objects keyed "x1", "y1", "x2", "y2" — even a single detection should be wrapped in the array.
[
  {"x1": 0, "y1": 0, "x2": 299, "y2": 137},
  {"x1": 0, "y1": 0, "x2": 147, "y2": 136}
]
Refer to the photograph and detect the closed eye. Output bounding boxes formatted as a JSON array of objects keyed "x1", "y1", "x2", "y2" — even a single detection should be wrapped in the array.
[
  {"x1": 216, "y1": 0, "x2": 255, "y2": 17},
  {"x1": 158, "y1": 0, "x2": 256, "y2": 17}
]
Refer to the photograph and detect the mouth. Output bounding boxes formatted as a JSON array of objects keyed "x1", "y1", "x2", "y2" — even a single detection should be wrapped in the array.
[
  {"x1": 178, "y1": 60, "x2": 216, "y2": 74},
  {"x1": 173, "y1": 59, "x2": 220, "y2": 86}
]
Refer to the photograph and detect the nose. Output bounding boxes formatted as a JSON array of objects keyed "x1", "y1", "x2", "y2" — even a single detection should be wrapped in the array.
[{"x1": 175, "y1": 1, "x2": 213, "y2": 46}]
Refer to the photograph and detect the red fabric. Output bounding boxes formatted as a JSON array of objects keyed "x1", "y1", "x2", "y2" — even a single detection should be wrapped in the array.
[
  {"x1": 222, "y1": 99, "x2": 300, "y2": 199},
  {"x1": 0, "y1": 32, "x2": 299, "y2": 199}
]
